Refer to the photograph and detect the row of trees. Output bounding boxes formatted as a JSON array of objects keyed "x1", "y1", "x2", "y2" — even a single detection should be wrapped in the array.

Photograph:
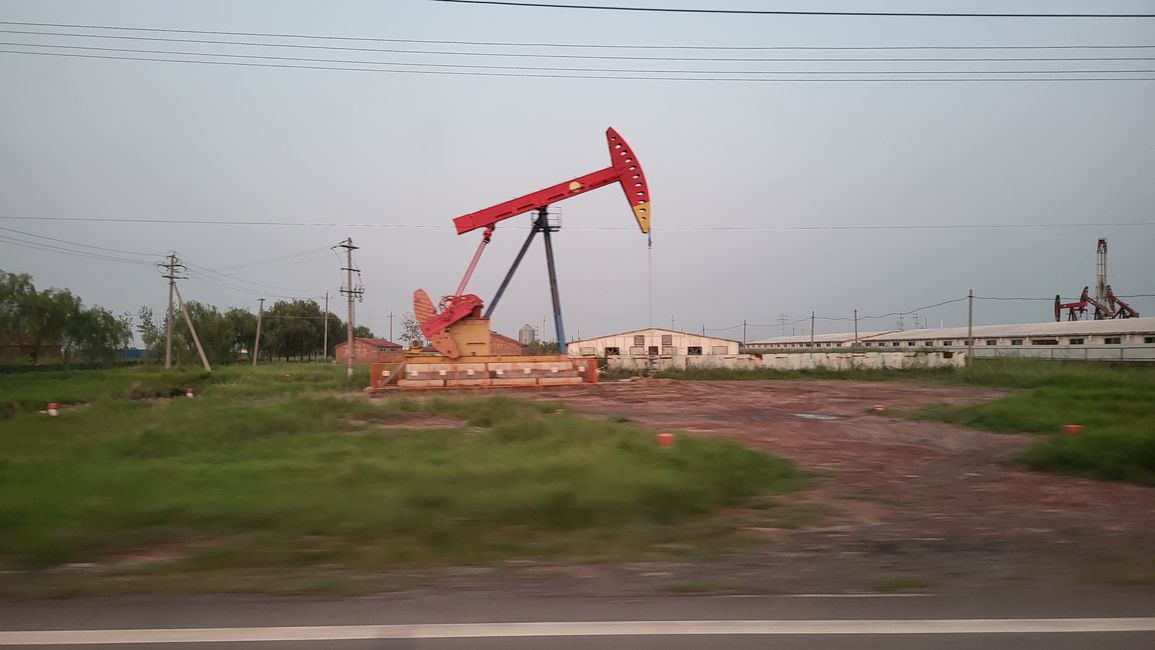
[
  {"x1": 0, "y1": 271, "x2": 133, "y2": 364},
  {"x1": 138, "y1": 298, "x2": 375, "y2": 365},
  {"x1": 2, "y1": 270, "x2": 380, "y2": 366}
]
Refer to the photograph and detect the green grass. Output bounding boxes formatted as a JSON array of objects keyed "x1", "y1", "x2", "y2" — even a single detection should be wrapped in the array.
[
  {"x1": 904, "y1": 360, "x2": 1155, "y2": 486},
  {"x1": 610, "y1": 359, "x2": 1155, "y2": 487},
  {"x1": 871, "y1": 576, "x2": 932, "y2": 592},
  {"x1": 0, "y1": 365, "x2": 803, "y2": 588},
  {"x1": 0, "y1": 363, "x2": 369, "y2": 418}
]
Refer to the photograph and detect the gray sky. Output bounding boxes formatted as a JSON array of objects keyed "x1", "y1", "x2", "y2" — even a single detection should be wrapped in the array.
[{"x1": 2, "y1": 0, "x2": 1153, "y2": 344}]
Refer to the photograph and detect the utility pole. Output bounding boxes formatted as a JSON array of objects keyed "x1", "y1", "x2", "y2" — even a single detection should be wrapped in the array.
[
  {"x1": 967, "y1": 289, "x2": 974, "y2": 367},
  {"x1": 387, "y1": 311, "x2": 394, "y2": 343},
  {"x1": 322, "y1": 292, "x2": 330, "y2": 361},
  {"x1": 777, "y1": 314, "x2": 788, "y2": 337},
  {"x1": 742, "y1": 320, "x2": 747, "y2": 345},
  {"x1": 337, "y1": 238, "x2": 363, "y2": 378},
  {"x1": 157, "y1": 252, "x2": 185, "y2": 369},
  {"x1": 172, "y1": 284, "x2": 211, "y2": 372},
  {"x1": 853, "y1": 308, "x2": 859, "y2": 346},
  {"x1": 809, "y1": 311, "x2": 815, "y2": 349},
  {"x1": 251, "y1": 298, "x2": 265, "y2": 367}
]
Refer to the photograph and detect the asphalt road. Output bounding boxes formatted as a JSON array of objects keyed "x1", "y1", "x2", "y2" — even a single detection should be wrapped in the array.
[{"x1": 2, "y1": 590, "x2": 1153, "y2": 648}]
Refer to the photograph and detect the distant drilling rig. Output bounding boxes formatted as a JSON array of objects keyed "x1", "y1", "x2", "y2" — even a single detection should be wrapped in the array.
[{"x1": 1055, "y1": 239, "x2": 1140, "y2": 321}]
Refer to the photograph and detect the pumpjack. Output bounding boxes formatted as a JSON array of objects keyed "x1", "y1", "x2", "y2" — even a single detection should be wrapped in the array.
[
  {"x1": 1054, "y1": 239, "x2": 1139, "y2": 321},
  {"x1": 369, "y1": 127, "x2": 650, "y2": 390}
]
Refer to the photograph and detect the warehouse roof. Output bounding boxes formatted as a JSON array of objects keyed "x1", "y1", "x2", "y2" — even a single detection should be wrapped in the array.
[
  {"x1": 749, "y1": 317, "x2": 1155, "y2": 346},
  {"x1": 749, "y1": 330, "x2": 896, "y2": 345},
  {"x1": 867, "y1": 317, "x2": 1155, "y2": 341},
  {"x1": 570, "y1": 327, "x2": 741, "y2": 345}
]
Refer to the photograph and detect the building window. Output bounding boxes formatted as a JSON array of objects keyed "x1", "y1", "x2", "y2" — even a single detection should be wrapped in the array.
[
  {"x1": 648, "y1": 346, "x2": 659, "y2": 355},
  {"x1": 629, "y1": 346, "x2": 644, "y2": 355},
  {"x1": 864, "y1": 342, "x2": 872, "y2": 347},
  {"x1": 687, "y1": 346, "x2": 702, "y2": 355},
  {"x1": 1068, "y1": 338, "x2": 1083, "y2": 345},
  {"x1": 634, "y1": 335, "x2": 645, "y2": 346},
  {"x1": 605, "y1": 347, "x2": 620, "y2": 356},
  {"x1": 711, "y1": 346, "x2": 728, "y2": 355},
  {"x1": 985, "y1": 339, "x2": 997, "y2": 346},
  {"x1": 908, "y1": 341, "x2": 916, "y2": 346},
  {"x1": 1011, "y1": 339, "x2": 1023, "y2": 346},
  {"x1": 1144, "y1": 336, "x2": 1155, "y2": 344},
  {"x1": 1030, "y1": 339, "x2": 1058, "y2": 346},
  {"x1": 661, "y1": 346, "x2": 676, "y2": 355},
  {"x1": 1105, "y1": 337, "x2": 1122, "y2": 345},
  {"x1": 890, "y1": 342, "x2": 899, "y2": 347},
  {"x1": 579, "y1": 347, "x2": 596, "y2": 356},
  {"x1": 661, "y1": 334, "x2": 673, "y2": 345},
  {"x1": 942, "y1": 340, "x2": 953, "y2": 347}
]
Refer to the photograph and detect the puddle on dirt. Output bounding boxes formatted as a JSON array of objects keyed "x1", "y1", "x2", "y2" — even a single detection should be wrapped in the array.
[{"x1": 793, "y1": 413, "x2": 842, "y2": 421}]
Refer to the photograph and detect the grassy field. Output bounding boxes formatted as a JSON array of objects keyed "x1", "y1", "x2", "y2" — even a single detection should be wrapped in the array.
[
  {"x1": 0, "y1": 364, "x2": 803, "y2": 594},
  {"x1": 912, "y1": 360, "x2": 1155, "y2": 486},
  {"x1": 620, "y1": 359, "x2": 1155, "y2": 486}
]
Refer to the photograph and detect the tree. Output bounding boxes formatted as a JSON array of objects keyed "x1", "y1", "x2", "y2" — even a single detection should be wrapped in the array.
[
  {"x1": 137, "y1": 306, "x2": 162, "y2": 359},
  {"x1": 352, "y1": 325, "x2": 374, "y2": 339},
  {"x1": 2, "y1": 271, "x2": 131, "y2": 365},
  {"x1": 399, "y1": 312, "x2": 423, "y2": 348},
  {"x1": 224, "y1": 307, "x2": 257, "y2": 362},
  {"x1": 263, "y1": 300, "x2": 326, "y2": 361}
]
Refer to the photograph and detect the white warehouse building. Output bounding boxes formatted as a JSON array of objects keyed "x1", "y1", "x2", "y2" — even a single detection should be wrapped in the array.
[
  {"x1": 748, "y1": 317, "x2": 1155, "y2": 362},
  {"x1": 569, "y1": 328, "x2": 741, "y2": 357}
]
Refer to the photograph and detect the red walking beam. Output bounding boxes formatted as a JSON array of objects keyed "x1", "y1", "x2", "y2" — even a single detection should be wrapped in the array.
[{"x1": 452, "y1": 127, "x2": 650, "y2": 235}]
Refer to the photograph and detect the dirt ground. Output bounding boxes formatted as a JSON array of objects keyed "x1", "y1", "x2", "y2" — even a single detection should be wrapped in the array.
[{"x1": 457, "y1": 378, "x2": 1155, "y2": 596}]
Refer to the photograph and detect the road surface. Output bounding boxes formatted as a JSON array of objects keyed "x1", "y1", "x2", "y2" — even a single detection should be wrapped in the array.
[{"x1": 2, "y1": 590, "x2": 1153, "y2": 648}]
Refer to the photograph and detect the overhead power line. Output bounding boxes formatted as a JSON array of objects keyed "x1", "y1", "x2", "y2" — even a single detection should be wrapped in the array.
[
  {"x1": 0, "y1": 224, "x2": 161, "y2": 258},
  {"x1": 9, "y1": 42, "x2": 1155, "y2": 71},
  {"x1": 6, "y1": 29, "x2": 1155, "y2": 63},
  {"x1": 431, "y1": 1, "x2": 1155, "y2": 18},
  {"x1": 3, "y1": 215, "x2": 1154, "y2": 231},
  {"x1": 0, "y1": 233, "x2": 158, "y2": 266},
  {"x1": 6, "y1": 49, "x2": 1154, "y2": 82},
  {"x1": 2, "y1": 20, "x2": 1153, "y2": 51}
]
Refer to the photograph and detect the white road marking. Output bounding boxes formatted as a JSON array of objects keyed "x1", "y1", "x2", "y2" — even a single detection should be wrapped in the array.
[
  {"x1": 776, "y1": 593, "x2": 934, "y2": 598},
  {"x1": 1, "y1": 618, "x2": 1154, "y2": 645}
]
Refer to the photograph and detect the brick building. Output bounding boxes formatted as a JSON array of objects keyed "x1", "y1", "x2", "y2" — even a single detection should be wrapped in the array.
[
  {"x1": 334, "y1": 338, "x2": 403, "y2": 364},
  {"x1": 489, "y1": 331, "x2": 528, "y2": 356}
]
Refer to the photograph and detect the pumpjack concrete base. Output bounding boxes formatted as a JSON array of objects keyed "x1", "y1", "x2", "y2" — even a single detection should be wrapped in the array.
[{"x1": 366, "y1": 354, "x2": 597, "y2": 392}]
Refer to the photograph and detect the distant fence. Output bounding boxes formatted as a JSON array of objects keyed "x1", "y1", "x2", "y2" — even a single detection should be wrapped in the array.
[
  {"x1": 971, "y1": 345, "x2": 1155, "y2": 362},
  {"x1": 605, "y1": 350, "x2": 966, "y2": 372}
]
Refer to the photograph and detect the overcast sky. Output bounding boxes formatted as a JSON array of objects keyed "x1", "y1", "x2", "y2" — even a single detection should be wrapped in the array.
[{"x1": 2, "y1": 0, "x2": 1153, "y2": 344}]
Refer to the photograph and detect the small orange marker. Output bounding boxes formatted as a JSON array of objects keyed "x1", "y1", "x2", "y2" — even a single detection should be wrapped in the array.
[{"x1": 656, "y1": 433, "x2": 675, "y2": 448}]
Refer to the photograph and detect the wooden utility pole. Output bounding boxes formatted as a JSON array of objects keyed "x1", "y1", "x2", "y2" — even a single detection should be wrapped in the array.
[
  {"x1": 742, "y1": 320, "x2": 747, "y2": 345},
  {"x1": 173, "y1": 284, "x2": 211, "y2": 372},
  {"x1": 251, "y1": 298, "x2": 265, "y2": 367},
  {"x1": 810, "y1": 311, "x2": 815, "y2": 349},
  {"x1": 967, "y1": 289, "x2": 974, "y2": 367},
  {"x1": 853, "y1": 308, "x2": 859, "y2": 346},
  {"x1": 387, "y1": 311, "x2": 394, "y2": 343},
  {"x1": 322, "y1": 292, "x2": 330, "y2": 361},
  {"x1": 337, "y1": 238, "x2": 362, "y2": 378},
  {"x1": 158, "y1": 253, "x2": 184, "y2": 369}
]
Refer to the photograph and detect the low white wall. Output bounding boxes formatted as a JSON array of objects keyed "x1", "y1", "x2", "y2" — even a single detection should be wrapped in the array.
[{"x1": 759, "y1": 350, "x2": 967, "y2": 371}]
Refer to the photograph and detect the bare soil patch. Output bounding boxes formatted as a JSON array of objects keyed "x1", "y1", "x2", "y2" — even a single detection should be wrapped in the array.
[{"x1": 502, "y1": 379, "x2": 1155, "y2": 593}]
